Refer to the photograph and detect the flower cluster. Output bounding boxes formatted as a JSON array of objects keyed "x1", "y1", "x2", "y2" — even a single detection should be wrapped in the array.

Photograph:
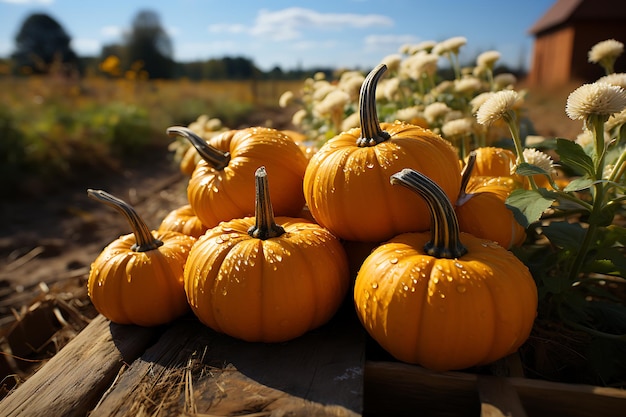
[{"x1": 280, "y1": 36, "x2": 523, "y2": 155}]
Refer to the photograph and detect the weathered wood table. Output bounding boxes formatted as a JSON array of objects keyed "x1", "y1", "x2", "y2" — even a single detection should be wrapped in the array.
[
  {"x1": 0, "y1": 302, "x2": 364, "y2": 417},
  {"x1": 2, "y1": 298, "x2": 626, "y2": 417}
]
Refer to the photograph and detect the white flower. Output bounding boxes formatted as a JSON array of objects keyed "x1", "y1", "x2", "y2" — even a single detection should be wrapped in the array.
[
  {"x1": 441, "y1": 117, "x2": 474, "y2": 138},
  {"x1": 454, "y1": 77, "x2": 483, "y2": 94},
  {"x1": 341, "y1": 112, "x2": 360, "y2": 131},
  {"x1": 606, "y1": 108, "x2": 626, "y2": 131},
  {"x1": 476, "y1": 90, "x2": 521, "y2": 126},
  {"x1": 312, "y1": 81, "x2": 335, "y2": 101},
  {"x1": 424, "y1": 102, "x2": 451, "y2": 123},
  {"x1": 565, "y1": 82, "x2": 626, "y2": 120},
  {"x1": 588, "y1": 39, "x2": 624, "y2": 64},
  {"x1": 338, "y1": 71, "x2": 365, "y2": 101},
  {"x1": 395, "y1": 106, "x2": 422, "y2": 123},
  {"x1": 477, "y1": 50, "x2": 501, "y2": 69},
  {"x1": 470, "y1": 92, "x2": 495, "y2": 114},
  {"x1": 291, "y1": 109, "x2": 307, "y2": 126},
  {"x1": 314, "y1": 89, "x2": 350, "y2": 116},
  {"x1": 380, "y1": 54, "x2": 403, "y2": 72},
  {"x1": 401, "y1": 53, "x2": 439, "y2": 80},
  {"x1": 523, "y1": 148, "x2": 554, "y2": 173},
  {"x1": 597, "y1": 73, "x2": 626, "y2": 89},
  {"x1": 279, "y1": 91, "x2": 294, "y2": 108},
  {"x1": 408, "y1": 40, "x2": 437, "y2": 55},
  {"x1": 433, "y1": 36, "x2": 467, "y2": 56},
  {"x1": 493, "y1": 73, "x2": 518, "y2": 90}
]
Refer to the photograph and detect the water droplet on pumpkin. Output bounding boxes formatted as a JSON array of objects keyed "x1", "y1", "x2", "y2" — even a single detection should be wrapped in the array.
[
  {"x1": 389, "y1": 257, "x2": 398, "y2": 265},
  {"x1": 366, "y1": 162, "x2": 375, "y2": 169},
  {"x1": 456, "y1": 285, "x2": 467, "y2": 294},
  {"x1": 371, "y1": 282, "x2": 378, "y2": 289}
]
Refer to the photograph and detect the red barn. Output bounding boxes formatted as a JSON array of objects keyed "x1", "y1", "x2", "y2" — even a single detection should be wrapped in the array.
[{"x1": 527, "y1": 0, "x2": 626, "y2": 86}]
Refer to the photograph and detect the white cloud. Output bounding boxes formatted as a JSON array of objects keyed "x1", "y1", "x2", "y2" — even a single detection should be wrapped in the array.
[
  {"x1": 101, "y1": 25, "x2": 123, "y2": 38},
  {"x1": 208, "y1": 23, "x2": 248, "y2": 35},
  {"x1": 210, "y1": 7, "x2": 394, "y2": 41},
  {"x1": 175, "y1": 40, "x2": 240, "y2": 61},
  {"x1": 364, "y1": 34, "x2": 421, "y2": 50},
  {"x1": 71, "y1": 38, "x2": 99, "y2": 55}
]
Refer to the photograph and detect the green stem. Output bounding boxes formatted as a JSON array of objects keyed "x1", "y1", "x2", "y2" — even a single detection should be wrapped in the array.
[
  {"x1": 390, "y1": 169, "x2": 467, "y2": 259},
  {"x1": 504, "y1": 111, "x2": 539, "y2": 190},
  {"x1": 247, "y1": 167, "x2": 285, "y2": 240},
  {"x1": 357, "y1": 64, "x2": 391, "y2": 147},
  {"x1": 87, "y1": 189, "x2": 163, "y2": 252},
  {"x1": 167, "y1": 126, "x2": 231, "y2": 170}
]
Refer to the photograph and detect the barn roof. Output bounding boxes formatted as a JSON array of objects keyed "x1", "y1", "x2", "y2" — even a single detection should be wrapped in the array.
[{"x1": 528, "y1": 0, "x2": 626, "y2": 35}]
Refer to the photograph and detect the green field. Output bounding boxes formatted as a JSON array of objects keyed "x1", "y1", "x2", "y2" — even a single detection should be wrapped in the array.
[{"x1": 0, "y1": 75, "x2": 304, "y2": 194}]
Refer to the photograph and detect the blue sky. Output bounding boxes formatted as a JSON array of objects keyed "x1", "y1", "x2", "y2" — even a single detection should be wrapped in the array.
[{"x1": 0, "y1": 0, "x2": 556, "y2": 71}]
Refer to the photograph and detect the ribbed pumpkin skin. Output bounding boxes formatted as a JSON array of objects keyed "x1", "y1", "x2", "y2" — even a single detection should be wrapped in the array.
[
  {"x1": 188, "y1": 128, "x2": 308, "y2": 229},
  {"x1": 469, "y1": 147, "x2": 517, "y2": 178},
  {"x1": 303, "y1": 122, "x2": 462, "y2": 242},
  {"x1": 184, "y1": 217, "x2": 350, "y2": 343},
  {"x1": 456, "y1": 192, "x2": 526, "y2": 249},
  {"x1": 456, "y1": 177, "x2": 526, "y2": 249},
  {"x1": 159, "y1": 204, "x2": 208, "y2": 239},
  {"x1": 88, "y1": 230, "x2": 195, "y2": 326},
  {"x1": 354, "y1": 232, "x2": 538, "y2": 371}
]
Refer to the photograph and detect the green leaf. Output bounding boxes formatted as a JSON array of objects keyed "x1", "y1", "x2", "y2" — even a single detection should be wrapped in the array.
[
  {"x1": 505, "y1": 188, "x2": 555, "y2": 228},
  {"x1": 563, "y1": 177, "x2": 594, "y2": 192},
  {"x1": 556, "y1": 138, "x2": 595, "y2": 177},
  {"x1": 516, "y1": 162, "x2": 550, "y2": 176},
  {"x1": 541, "y1": 221, "x2": 587, "y2": 250}
]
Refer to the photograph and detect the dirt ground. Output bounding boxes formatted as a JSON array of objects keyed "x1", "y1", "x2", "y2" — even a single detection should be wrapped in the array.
[{"x1": 0, "y1": 85, "x2": 586, "y2": 395}]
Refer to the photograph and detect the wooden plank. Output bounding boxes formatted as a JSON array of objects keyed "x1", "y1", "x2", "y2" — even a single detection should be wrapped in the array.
[
  {"x1": 477, "y1": 375, "x2": 528, "y2": 417},
  {"x1": 510, "y1": 376, "x2": 626, "y2": 417},
  {"x1": 0, "y1": 315, "x2": 160, "y2": 417},
  {"x1": 364, "y1": 361, "x2": 481, "y2": 417},
  {"x1": 90, "y1": 304, "x2": 364, "y2": 416}
]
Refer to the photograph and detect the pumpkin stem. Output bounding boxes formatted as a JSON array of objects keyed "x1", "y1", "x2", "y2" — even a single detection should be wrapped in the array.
[
  {"x1": 456, "y1": 151, "x2": 477, "y2": 206},
  {"x1": 357, "y1": 64, "x2": 391, "y2": 147},
  {"x1": 167, "y1": 126, "x2": 231, "y2": 170},
  {"x1": 87, "y1": 189, "x2": 163, "y2": 252},
  {"x1": 248, "y1": 166, "x2": 286, "y2": 240},
  {"x1": 390, "y1": 169, "x2": 467, "y2": 259}
]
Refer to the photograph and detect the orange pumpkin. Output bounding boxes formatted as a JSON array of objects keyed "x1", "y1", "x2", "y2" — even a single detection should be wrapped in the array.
[
  {"x1": 184, "y1": 167, "x2": 350, "y2": 342},
  {"x1": 158, "y1": 204, "x2": 208, "y2": 239},
  {"x1": 303, "y1": 64, "x2": 461, "y2": 242},
  {"x1": 87, "y1": 189, "x2": 195, "y2": 326},
  {"x1": 168, "y1": 126, "x2": 308, "y2": 230},
  {"x1": 353, "y1": 168, "x2": 538, "y2": 371},
  {"x1": 455, "y1": 152, "x2": 527, "y2": 249}
]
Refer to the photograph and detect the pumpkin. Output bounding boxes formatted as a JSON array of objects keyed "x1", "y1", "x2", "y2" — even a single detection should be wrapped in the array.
[
  {"x1": 184, "y1": 166, "x2": 350, "y2": 343},
  {"x1": 168, "y1": 126, "x2": 309, "y2": 230},
  {"x1": 455, "y1": 152, "x2": 527, "y2": 249},
  {"x1": 158, "y1": 204, "x2": 208, "y2": 239},
  {"x1": 353, "y1": 168, "x2": 538, "y2": 371},
  {"x1": 303, "y1": 64, "x2": 462, "y2": 242},
  {"x1": 87, "y1": 189, "x2": 195, "y2": 326},
  {"x1": 468, "y1": 146, "x2": 518, "y2": 178}
]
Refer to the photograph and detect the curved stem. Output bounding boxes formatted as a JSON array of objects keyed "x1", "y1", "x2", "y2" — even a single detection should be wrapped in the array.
[
  {"x1": 357, "y1": 64, "x2": 391, "y2": 147},
  {"x1": 456, "y1": 151, "x2": 476, "y2": 206},
  {"x1": 167, "y1": 126, "x2": 231, "y2": 170},
  {"x1": 87, "y1": 189, "x2": 163, "y2": 252},
  {"x1": 247, "y1": 167, "x2": 285, "y2": 240},
  {"x1": 390, "y1": 169, "x2": 467, "y2": 259}
]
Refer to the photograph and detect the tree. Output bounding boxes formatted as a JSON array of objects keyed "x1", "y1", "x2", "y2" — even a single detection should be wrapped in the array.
[
  {"x1": 124, "y1": 10, "x2": 174, "y2": 79},
  {"x1": 12, "y1": 13, "x2": 79, "y2": 74}
]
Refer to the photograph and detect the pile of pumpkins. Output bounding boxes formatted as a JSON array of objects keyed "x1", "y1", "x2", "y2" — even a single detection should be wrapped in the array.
[{"x1": 87, "y1": 64, "x2": 538, "y2": 372}]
